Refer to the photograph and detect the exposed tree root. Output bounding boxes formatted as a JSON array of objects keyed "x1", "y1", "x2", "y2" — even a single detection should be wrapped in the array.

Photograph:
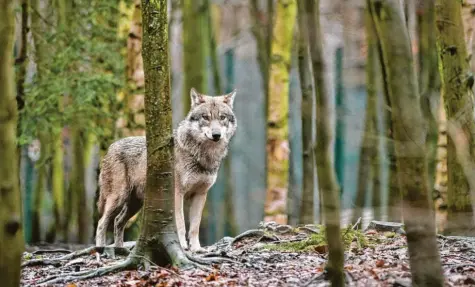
[
  {"x1": 22, "y1": 246, "x2": 131, "y2": 268},
  {"x1": 32, "y1": 249, "x2": 72, "y2": 255},
  {"x1": 230, "y1": 229, "x2": 264, "y2": 245},
  {"x1": 185, "y1": 252, "x2": 239, "y2": 265},
  {"x1": 36, "y1": 257, "x2": 138, "y2": 285}
]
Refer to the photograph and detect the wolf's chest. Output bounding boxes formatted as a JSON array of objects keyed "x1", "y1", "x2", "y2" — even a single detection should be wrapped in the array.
[{"x1": 180, "y1": 173, "x2": 217, "y2": 195}]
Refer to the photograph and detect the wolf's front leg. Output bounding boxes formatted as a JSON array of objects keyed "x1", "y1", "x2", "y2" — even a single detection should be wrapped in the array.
[
  {"x1": 188, "y1": 192, "x2": 208, "y2": 252},
  {"x1": 175, "y1": 191, "x2": 188, "y2": 250}
]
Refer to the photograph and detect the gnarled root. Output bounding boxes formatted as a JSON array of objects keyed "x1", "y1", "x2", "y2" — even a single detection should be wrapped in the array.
[
  {"x1": 36, "y1": 257, "x2": 138, "y2": 286},
  {"x1": 22, "y1": 246, "x2": 131, "y2": 268}
]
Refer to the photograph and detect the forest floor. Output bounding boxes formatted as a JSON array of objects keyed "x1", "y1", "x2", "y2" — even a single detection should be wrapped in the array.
[{"x1": 21, "y1": 221, "x2": 475, "y2": 287}]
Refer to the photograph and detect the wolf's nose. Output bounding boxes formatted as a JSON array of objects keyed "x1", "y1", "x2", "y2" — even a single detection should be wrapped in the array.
[{"x1": 212, "y1": 133, "x2": 221, "y2": 141}]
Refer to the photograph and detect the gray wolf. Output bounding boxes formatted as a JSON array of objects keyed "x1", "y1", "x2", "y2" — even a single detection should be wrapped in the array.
[{"x1": 95, "y1": 88, "x2": 237, "y2": 252}]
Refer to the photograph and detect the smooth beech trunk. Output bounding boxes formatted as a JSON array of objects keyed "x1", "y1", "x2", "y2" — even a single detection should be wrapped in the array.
[
  {"x1": 370, "y1": 0, "x2": 444, "y2": 285},
  {"x1": 304, "y1": 0, "x2": 344, "y2": 285},
  {"x1": 297, "y1": 0, "x2": 314, "y2": 225},
  {"x1": 435, "y1": 0, "x2": 475, "y2": 236},
  {"x1": 0, "y1": 0, "x2": 24, "y2": 285},
  {"x1": 264, "y1": 0, "x2": 297, "y2": 223}
]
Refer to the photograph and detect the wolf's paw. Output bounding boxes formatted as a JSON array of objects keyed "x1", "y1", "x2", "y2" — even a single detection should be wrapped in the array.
[{"x1": 189, "y1": 246, "x2": 207, "y2": 253}]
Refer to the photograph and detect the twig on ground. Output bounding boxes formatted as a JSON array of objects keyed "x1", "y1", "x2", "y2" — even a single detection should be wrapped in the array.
[
  {"x1": 352, "y1": 217, "x2": 362, "y2": 230},
  {"x1": 185, "y1": 252, "x2": 239, "y2": 265}
]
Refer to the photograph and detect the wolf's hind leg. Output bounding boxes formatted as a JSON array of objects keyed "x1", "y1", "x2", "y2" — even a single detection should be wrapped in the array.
[
  {"x1": 114, "y1": 197, "x2": 141, "y2": 247},
  {"x1": 188, "y1": 192, "x2": 208, "y2": 252},
  {"x1": 96, "y1": 199, "x2": 122, "y2": 246},
  {"x1": 175, "y1": 191, "x2": 188, "y2": 250}
]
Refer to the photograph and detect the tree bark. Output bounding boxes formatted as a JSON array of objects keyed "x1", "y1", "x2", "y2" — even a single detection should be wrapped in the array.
[
  {"x1": 182, "y1": 0, "x2": 207, "y2": 115},
  {"x1": 353, "y1": 6, "x2": 381, "y2": 225},
  {"x1": 435, "y1": 0, "x2": 475, "y2": 236},
  {"x1": 131, "y1": 0, "x2": 189, "y2": 266},
  {"x1": 264, "y1": 0, "x2": 297, "y2": 224},
  {"x1": 371, "y1": 5, "x2": 401, "y2": 223},
  {"x1": 0, "y1": 0, "x2": 24, "y2": 285},
  {"x1": 297, "y1": 0, "x2": 314, "y2": 225},
  {"x1": 370, "y1": 0, "x2": 444, "y2": 286},
  {"x1": 304, "y1": 0, "x2": 344, "y2": 285},
  {"x1": 417, "y1": 0, "x2": 440, "y2": 198},
  {"x1": 249, "y1": 0, "x2": 274, "y2": 98},
  {"x1": 30, "y1": 0, "x2": 49, "y2": 243}
]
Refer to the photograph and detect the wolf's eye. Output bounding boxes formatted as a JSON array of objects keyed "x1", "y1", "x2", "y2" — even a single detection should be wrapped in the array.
[
  {"x1": 220, "y1": 115, "x2": 226, "y2": 121},
  {"x1": 202, "y1": 114, "x2": 210, "y2": 121}
]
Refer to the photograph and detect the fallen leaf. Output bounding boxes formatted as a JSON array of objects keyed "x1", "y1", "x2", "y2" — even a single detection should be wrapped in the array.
[
  {"x1": 206, "y1": 272, "x2": 218, "y2": 281},
  {"x1": 376, "y1": 260, "x2": 385, "y2": 268}
]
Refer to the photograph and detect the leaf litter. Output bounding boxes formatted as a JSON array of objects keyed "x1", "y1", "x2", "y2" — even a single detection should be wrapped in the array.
[{"x1": 20, "y1": 221, "x2": 475, "y2": 286}]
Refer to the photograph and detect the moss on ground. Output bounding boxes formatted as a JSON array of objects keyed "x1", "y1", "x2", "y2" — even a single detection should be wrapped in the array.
[{"x1": 262, "y1": 226, "x2": 369, "y2": 252}]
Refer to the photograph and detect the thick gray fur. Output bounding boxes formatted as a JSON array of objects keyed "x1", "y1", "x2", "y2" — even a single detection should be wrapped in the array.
[{"x1": 95, "y1": 88, "x2": 237, "y2": 252}]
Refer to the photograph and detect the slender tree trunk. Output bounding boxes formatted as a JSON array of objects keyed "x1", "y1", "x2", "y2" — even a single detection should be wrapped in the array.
[
  {"x1": 353, "y1": 6, "x2": 381, "y2": 225},
  {"x1": 371, "y1": 6, "x2": 401, "y2": 223},
  {"x1": 131, "y1": 0, "x2": 190, "y2": 266},
  {"x1": 0, "y1": 1, "x2": 24, "y2": 285},
  {"x1": 297, "y1": 0, "x2": 314, "y2": 225},
  {"x1": 434, "y1": 91, "x2": 448, "y2": 232},
  {"x1": 31, "y1": 0, "x2": 49, "y2": 243},
  {"x1": 264, "y1": 0, "x2": 297, "y2": 224},
  {"x1": 249, "y1": 0, "x2": 274, "y2": 98},
  {"x1": 367, "y1": 6, "x2": 383, "y2": 221},
  {"x1": 435, "y1": 0, "x2": 475, "y2": 236},
  {"x1": 182, "y1": 0, "x2": 207, "y2": 115},
  {"x1": 119, "y1": 0, "x2": 146, "y2": 138},
  {"x1": 70, "y1": 128, "x2": 88, "y2": 243},
  {"x1": 370, "y1": 1, "x2": 444, "y2": 286},
  {"x1": 418, "y1": 0, "x2": 440, "y2": 198},
  {"x1": 304, "y1": 0, "x2": 344, "y2": 285}
]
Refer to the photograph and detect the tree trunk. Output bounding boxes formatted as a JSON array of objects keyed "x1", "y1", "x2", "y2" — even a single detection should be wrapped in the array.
[
  {"x1": 434, "y1": 91, "x2": 448, "y2": 232},
  {"x1": 0, "y1": 1, "x2": 24, "y2": 285},
  {"x1": 31, "y1": 0, "x2": 49, "y2": 243},
  {"x1": 353, "y1": 6, "x2": 381, "y2": 225},
  {"x1": 372, "y1": 6, "x2": 401, "y2": 223},
  {"x1": 249, "y1": 0, "x2": 274, "y2": 98},
  {"x1": 131, "y1": 0, "x2": 189, "y2": 266},
  {"x1": 264, "y1": 0, "x2": 297, "y2": 224},
  {"x1": 182, "y1": 0, "x2": 207, "y2": 116},
  {"x1": 435, "y1": 0, "x2": 475, "y2": 236},
  {"x1": 370, "y1": 1, "x2": 444, "y2": 286},
  {"x1": 304, "y1": 0, "x2": 344, "y2": 285},
  {"x1": 118, "y1": 0, "x2": 146, "y2": 138},
  {"x1": 417, "y1": 0, "x2": 440, "y2": 198},
  {"x1": 297, "y1": 0, "x2": 314, "y2": 225},
  {"x1": 70, "y1": 128, "x2": 88, "y2": 243}
]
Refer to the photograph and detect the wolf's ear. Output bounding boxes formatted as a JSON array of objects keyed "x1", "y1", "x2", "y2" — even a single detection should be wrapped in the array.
[
  {"x1": 223, "y1": 89, "x2": 237, "y2": 108},
  {"x1": 190, "y1": 88, "x2": 205, "y2": 107}
]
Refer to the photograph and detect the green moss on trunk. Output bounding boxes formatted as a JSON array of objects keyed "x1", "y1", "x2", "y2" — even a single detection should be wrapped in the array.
[
  {"x1": 297, "y1": 0, "x2": 314, "y2": 225},
  {"x1": 265, "y1": 0, "x2": 297, "y2": 221},
  {"x1": 132, "y1": 0, "x2": 189, "y2": 267},
  {"x1": 435, "y1": 0, "x2": 475, "y2": 236},
  {"x1": 418, "y1": 0, "x2": 440, "y2": 196},
  {"x1": 0, "y1": 1, "x2": 24, "y2": 285},
  {"x1": 370, "y1": 0, "x2": 444, "y2": 285},
  {"x1": 182, "y1": 0, "x2": 207, "y2": 115}
]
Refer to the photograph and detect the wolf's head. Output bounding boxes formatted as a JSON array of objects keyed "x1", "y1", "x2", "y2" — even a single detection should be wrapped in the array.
[{"x1": 178, "y1": 88, "x2": 237, "y2": 146}]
